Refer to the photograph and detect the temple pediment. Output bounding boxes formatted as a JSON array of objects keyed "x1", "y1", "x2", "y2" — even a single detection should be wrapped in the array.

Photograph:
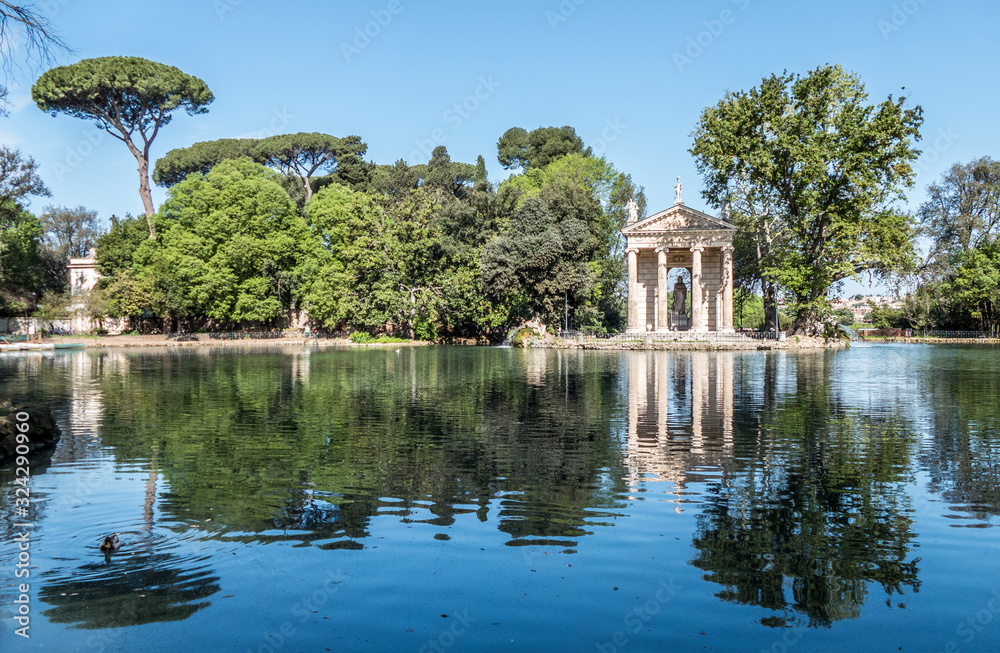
[{"x1": 622, "y1": 204, "x2": 736, "y2": 235}]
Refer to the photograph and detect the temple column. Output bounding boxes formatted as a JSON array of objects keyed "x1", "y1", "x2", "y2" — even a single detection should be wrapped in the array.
[
  {"x1": 722, "y1": 245, "x2": 735, "y2": 332},
  {"x1": 656, "y1": 247, "x2": 669, "y2": 331},
  {"x1": 626, "y1": 248, "x2": 639, "y2": 332},
  {"x1": 690, "y1": 246, "x2": 706, "y2": 332}
]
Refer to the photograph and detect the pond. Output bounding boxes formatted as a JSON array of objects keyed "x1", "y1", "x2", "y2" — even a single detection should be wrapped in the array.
[{"x1": 1, "y1": 343, "x2": 999, "y2": 652}]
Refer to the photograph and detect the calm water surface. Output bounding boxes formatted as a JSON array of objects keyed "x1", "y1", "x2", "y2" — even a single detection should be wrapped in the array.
[{"x1": 1, "y1": 344, "x2": 998, "y2": 652}]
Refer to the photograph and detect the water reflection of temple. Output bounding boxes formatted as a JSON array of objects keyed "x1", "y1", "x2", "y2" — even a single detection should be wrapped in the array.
[{"x1": 624, "y1": 351, "x2": 734, "y2": 489}]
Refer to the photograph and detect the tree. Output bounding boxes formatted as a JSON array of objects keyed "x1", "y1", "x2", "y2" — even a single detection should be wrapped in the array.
[
  {"x1": 946, "y1": 243, "x2": 1000, "y2": 335},
  {"x1": 37, "y1": 204, "x2": 100, "y2": 292},
  {"x1": 474, "y1": 155, "x2": 488, "y2": 188},
  {"x1": 33, "y1": 56, "x2": 214, "y2": 236},
  {"x1": 691, "y1": 64, "x2": 923, "y2": 333},
  {"x1": 0, "y1": 2, "x2": 68, "y2": 77},
  {"x1": 0, "y1": 146, "x2": 47, "y2": 306},
  {"x1": 481, "y1": 196, "x2": 593, "y2": 326},
  {"x1": 0, "y1": 206, "x2": 43, "y2": 310},
  {"x1": 304, "y1": 184, "x2": 445, "y2": 338},
  {"x1": 153, "y1": 133, "x2": 372, "y2": 203},
  {"x1": 497, "y1": 125, "x2": 589, "y2": 171},
  {"x1": 153, "y1": 138, "x2": 257, "y2": 188},
  {"x1": 254, "y1": 132, "x2": 367, "y2": 203},
  {"x1": 832, "y1": 307, "x2": 855, "y2": 326},
  {"x1": 39, "y1": 204, "x2": 99, "y2": 258},
  {"x1": 127, "y1": 159, "x2": 316, "y2": 330},
  {"x1": 0, "y1": 145, "x2": 48, "y2": 217},
  {"x1": 918, "y1": 157, "x2": 1000, "y2": 278},
  {"x1": 423, "y1": 146, "x2": 475, "y2": 199},
  {"x1": 372, "y1": 159, "x2": 420, "y2": 196},
  {"x1": 95, "y1": 213, "x2": 149, "y2": 278}
]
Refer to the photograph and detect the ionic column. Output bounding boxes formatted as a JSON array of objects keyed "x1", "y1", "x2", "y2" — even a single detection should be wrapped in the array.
[
  {"x1": 690, "y1": 246, "x2": 706, "y2": 332},
  {"x1": 656, "y1": 247, "x2": 669, "y2": 331},
  {"x1": 626, "y1": 248, "x2": 639, "y2": 332},
  {"x1": 722, "y1": 245, "x2": 735, "y2": 332}
]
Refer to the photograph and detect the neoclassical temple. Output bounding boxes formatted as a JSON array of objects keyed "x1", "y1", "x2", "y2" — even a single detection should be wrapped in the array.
[{"x1": 622, "y1": 180, "x2": 736, "y2": 333}]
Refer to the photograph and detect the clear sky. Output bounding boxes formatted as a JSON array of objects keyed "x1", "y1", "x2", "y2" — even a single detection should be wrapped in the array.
[{"x1": 3, "y1": 0, "x2": 998, "y2": 295}]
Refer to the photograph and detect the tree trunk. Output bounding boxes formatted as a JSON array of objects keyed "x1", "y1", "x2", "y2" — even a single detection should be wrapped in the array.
[
  {"x1": 125, "y1": 142, "x2": 157, "y2": 239},
  {"x1": 301, "y1": 174, "x2": 312, "y2": 203}
]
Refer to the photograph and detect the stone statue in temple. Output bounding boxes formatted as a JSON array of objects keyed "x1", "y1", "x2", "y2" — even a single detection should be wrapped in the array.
[
  {"x1": 626, "y1": 198, "x2": 639, "y2": 223},
  {"x1": 673, "y1": 278, "x2": 687, "y2": 315}
]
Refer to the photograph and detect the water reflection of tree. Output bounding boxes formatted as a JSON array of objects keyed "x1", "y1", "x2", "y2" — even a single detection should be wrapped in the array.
[
  {"x1": 39, "y1": 554, "x2": 219, "y2": 629},
  {"x1": 918, "y1": 348, "x2": 1000, "y2": 523},
  {"x1": 93, "y1": 347, "x2": 629, "y2": 550},
  {"x1": 691, "y1": 352, "x2": 922, "y2": 628}
]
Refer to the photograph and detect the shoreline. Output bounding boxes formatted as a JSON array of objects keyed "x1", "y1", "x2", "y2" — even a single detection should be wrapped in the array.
[
  {"x1": 5, "y1": 334, "x2": 997, "y2": 353},
  {"x1": 7, "y1": 335, "x2": 432, "y2": 350},
  {"x1": 527, "y1": 334, "x2": 849, "y2": 351}
]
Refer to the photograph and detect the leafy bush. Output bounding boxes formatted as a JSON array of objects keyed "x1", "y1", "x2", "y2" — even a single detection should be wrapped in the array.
[{"x1": 349, "y1": 332, "x2": 410, "y2": 344}]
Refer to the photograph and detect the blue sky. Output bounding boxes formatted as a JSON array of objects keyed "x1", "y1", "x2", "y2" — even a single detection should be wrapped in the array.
[{"x1": 3, "y1": 0, "x2": 998, "y2": 295}]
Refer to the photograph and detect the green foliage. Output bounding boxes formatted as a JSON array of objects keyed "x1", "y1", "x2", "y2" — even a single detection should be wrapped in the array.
[
  {"x1": 947, "y1": 242, "x2": 1000, "y2": 334},
  {"x1": 918, "y1": 157, "x2": 1000, "y2": 276},
  {"x1": 691, "y1": 64, "x2": 923, "y2": 333},
  {"x1": 153, "y1": 138, "x2": 257, "y2": 187},
  {"x1": 114, "y1": 158, "x2": 316, "y2": 326},
  {"x1": 497, "y1": 125, "x2": 589, "y2": 171},
  {"x1": 865, "y1": 302, "x2": 906, "y2": 329},
  {"x1": 908, "y1": 158, "x2": 1000, "y2": 334},
  {"x1": 734, "y1": 291, "x2": 765, "y2": 329},
  {"x1": 33, "y1": 56, "x2": 214, "y2": 223},
  {"x1": 831, "y1": 307, "x2": 855, "y2": 326},
  {"x1": 474, "y1": 155, "x2": 487, "y2": 187},
  {"x1": 424, "y1": 146, "x2": 475, "y2": 199},
  {"x1": 481, "y1": 196, "x2": 593, "y2": 326},
  {"x1": 0, "y1": 146, "x2": 49, "y2": 216},
  {"x1": 1, "y1": 207, "x2": 45, "y2": 312},
  {"x1": 96, "y1": 213, "x2": 149, "y2": 278},
  {"x1": 349, "y1": 332, "x2": 408, "y2": 344},
  {"x1": 0, "y1": 147, "x2": 49, "y2": 302},
  {"x1": 485, "y1": 153, "x2": 641, "y2": 331},
  {"x1": 154, "y1": 133, "x2": 372, "y2": 204},
  {"x1": 304, "y1": 184, "x2": 444, "y2": 337}
]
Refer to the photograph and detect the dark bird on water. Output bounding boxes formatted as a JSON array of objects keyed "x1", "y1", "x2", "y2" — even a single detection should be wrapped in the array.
[{"x1": 100, "y1": 533, "x2": 121, "y2": 554}]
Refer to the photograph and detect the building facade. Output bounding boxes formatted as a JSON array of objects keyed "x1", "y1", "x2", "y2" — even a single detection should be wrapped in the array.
[{"x1": 621, "y1": 190, "x2": 736, "y2": 333}]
